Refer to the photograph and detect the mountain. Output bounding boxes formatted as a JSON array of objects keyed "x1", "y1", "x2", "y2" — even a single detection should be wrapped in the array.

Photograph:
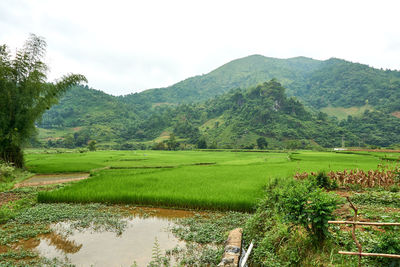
[
  {"x1": 37, "y1": 80, "x2": 360, "y2": 149},
  {"x1": 169, "y1": 79, "x2": 357, "y2": 149},
  {"x1": 294, "y1": 58, "x2": 400, "y2": 112},
  {"x1": 122, "y1": 55, "x2": 323, "y2": 105},
  {"x1": 36, "y1": 55, "x2": 400, "y2": 149},
  {"x1": 122, "y1": 55, "x2": 400, "y2": 115}
]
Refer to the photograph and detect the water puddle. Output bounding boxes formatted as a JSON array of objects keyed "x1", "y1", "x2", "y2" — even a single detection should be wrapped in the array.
[{"x1": 34, "y1": 207, "x2": 195, "y2": 267}]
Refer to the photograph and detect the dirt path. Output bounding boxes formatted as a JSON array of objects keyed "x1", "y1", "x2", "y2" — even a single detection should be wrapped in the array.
[{"x1": 14, "y1": 173, "x2": 90, "y2": 188}]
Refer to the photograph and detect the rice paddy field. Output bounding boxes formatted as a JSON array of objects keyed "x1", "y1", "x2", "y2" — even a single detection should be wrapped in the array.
[{"x1": 28, "y1": 150, "x2": 394, "y2": 211}]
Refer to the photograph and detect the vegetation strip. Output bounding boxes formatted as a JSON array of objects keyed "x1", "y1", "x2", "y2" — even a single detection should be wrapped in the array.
[
  {"x1": 338, "y1": 251, "x2": 400, "y2": 259},
  {"x1": 328, "y1": 221, "x2": 400, "y2": 226},
  {"x1": 34, "y1": 150, "x2": 396, "y2": 211}
]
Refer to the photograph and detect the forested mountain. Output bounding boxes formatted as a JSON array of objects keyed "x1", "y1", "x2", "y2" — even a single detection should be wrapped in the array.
[
  {"x1": 120, "y1": 55, "x2": 400, "y2": 114},
  {"x1": 167, "y1": 80, "x2": 358, "y2": 148},
  {"x1": 38, "y1": 81, "x2": 360, "y2": 149},
  {"x1": 295, "y1": 58, "x2": 400, "y2": 112},
  {"x1": 122, "y1": 55, "x2": 322, "y2": 105},
  {"x1": 36, "y1": 55, "x2": 400, "y2": 149}
]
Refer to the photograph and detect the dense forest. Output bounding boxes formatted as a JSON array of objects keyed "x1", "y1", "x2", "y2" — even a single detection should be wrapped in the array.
[{"x1": 36, "y1": 55, "x2": 400, "y2": 149}]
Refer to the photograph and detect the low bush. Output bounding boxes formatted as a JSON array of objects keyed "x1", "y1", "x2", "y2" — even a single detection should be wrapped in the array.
[
  {"x1": 280, "y1": 182, "x2": 339, "y2": 243},
  {"x1": 0, "y1": 162, "x2": 16, "y2": 182}
]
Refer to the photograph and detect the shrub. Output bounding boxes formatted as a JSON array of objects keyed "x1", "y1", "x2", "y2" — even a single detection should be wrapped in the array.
[
  {"x1": 309, "y1": 171, "x2": 338, "y2": 190},
  {"x1": 0, "y1": 162, "x2": 16, "y2": 182},
  {"x1": 280, "y1": 180, "x2": 339, "y2": 243},
  {"x1": 244, "y1": 178, "x2": 339, "y2": 265},
  {"x1": 88, "y1": 140, "x2": 97, "y2": 151}
]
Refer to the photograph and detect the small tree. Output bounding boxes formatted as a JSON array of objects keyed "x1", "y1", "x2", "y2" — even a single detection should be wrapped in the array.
[
  {"x1": 197, "y1": 138, "x2": 207, "y2": 149},
  {"x1": 280, "y1": 181, "x2": 338, "y2": 244},
  {"x1": 256, "y1": 137, "x2": 268, "y2": 149},
  {"x1": 166, "y1": 133, "x2": 178, "y2": 150},
  {"x1": 88, "y1": 140, "x2": 97, "y2": 151},
  {"x1": 0, "y1": 34, "x2": 87, "y2": 167}
]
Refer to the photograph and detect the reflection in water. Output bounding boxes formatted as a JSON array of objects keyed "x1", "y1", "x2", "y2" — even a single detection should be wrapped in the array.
[
  {"x1": 44, "y1": 232, "x2": 82, "y2": 253},
  {"x1": 35, "y1": 210, "x2": 187, "y2": 267}
]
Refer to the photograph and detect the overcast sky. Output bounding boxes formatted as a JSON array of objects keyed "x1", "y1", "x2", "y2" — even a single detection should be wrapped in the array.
[{"x1": 1, "y1": 0, "x2": 399, "y2": 96}]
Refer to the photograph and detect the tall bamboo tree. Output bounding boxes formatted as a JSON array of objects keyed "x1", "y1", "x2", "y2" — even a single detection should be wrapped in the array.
[{"x1": 0, "y1": 34, "x2": 87, "y2": 167}]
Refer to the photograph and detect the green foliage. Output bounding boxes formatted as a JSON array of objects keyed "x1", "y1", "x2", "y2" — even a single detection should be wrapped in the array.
[
  {"x1": 351, "y1": 191, "x2": 400, "y2": 208},
  {"x1": 256, "y1": 137, "x2": 268, "y2": 149},
  {"x1": 308, "y1": 171, "x2": 338, "y2": 190},
  {"x1": 340, "y1": 110, "x2": 400, "y2": 147},
  {"x1": 148, "y1": 238, "x2": 170, "y2": 267},
  {"x1": 244, "y1": 179, "x2": 342, "y2": 266},
  {"x1": 369, "y1": 232, "x2": 400, "y2": 266},
  {"x1": 296, "y1": 58, "x2": 400, "y2": 112},
  {"x1": 36, "y1": 55, "x2": 400, "y2": 149},
  {"x1": 88, "y1": 140, "x2": 96, "y2": 151},
  {"x1": 279, "y1": 181, "x2": 339, "y2": 243},
  {"x1": 196, "y1": 138, "x2": 207, "y2": 149},
  {"x1": 0, "y1": 162, "x2": 16, "y2": 182},
  {"x1": 0, "y1": 34, "x2": 86, "y2": 167},
  {"x1": 172, "y1": 212, "x2": 249, "y2": 244},
  {"x1": 37, "y1": 166, "x2": 267, "y2": 211},
  {"x1": 166, "y1": 133, "x2": 178, "y2": 151},
  {"x1": 244, "y1": 180, "x2": 337, "y2": 260}
]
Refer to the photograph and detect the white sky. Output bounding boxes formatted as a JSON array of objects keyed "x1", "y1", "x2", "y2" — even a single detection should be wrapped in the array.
[{"x1": 1, "y1": 0, "x2": 400, "y2": 95}]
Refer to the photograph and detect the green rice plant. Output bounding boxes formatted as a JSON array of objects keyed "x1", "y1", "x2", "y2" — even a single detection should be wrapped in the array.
[
  {"x1": 38, "y1": 166, "x2": 270, "y2": 211},
  {"x1": 30, "y1": 150, "x2": 390, "y2": 211}
]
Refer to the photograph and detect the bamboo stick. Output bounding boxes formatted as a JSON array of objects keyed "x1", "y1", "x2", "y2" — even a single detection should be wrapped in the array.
[
  {"x1": 339, "y1": 251, "x2": 400, "y2": 259},
  {"x1": 347, "y1": 196, "x2": 362, "y2": 267},
  {"x1": 328, "y1": 221, "x2": 400, "y2": 226}
]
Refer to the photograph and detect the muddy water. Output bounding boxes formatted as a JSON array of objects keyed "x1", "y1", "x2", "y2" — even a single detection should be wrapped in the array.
[{"x1": 35, "y1": 208, "x2": 196, "y2": 267}]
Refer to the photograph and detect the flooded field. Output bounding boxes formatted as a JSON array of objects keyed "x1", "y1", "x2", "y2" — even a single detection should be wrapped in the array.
[{"x1": 33, "y1": 207, "x2": 196, "y2": 266}]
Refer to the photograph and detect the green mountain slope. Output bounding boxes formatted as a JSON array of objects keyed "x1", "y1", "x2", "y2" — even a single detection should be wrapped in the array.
[
  {"x1": 295, "y1": 58, "x2": 400, "y2": 112},
  {"x1": 171, "y1": 79, "x2": 357, "y2": 148},
  {"x1": 122, "y1": 55, "x2": 400, "y2": 115},
  {"x1": 40, "y1": 85, "x2": 145, "y2": 130},
  {"x1": 37, "y1": 55, "x2": 400, "y2": 148},
  {"x1": 38, "y1": 80, "x2": 361, "y2": 149},
  {"x1": 122, "y1": 55, "x2": 323, "y2": 105}
]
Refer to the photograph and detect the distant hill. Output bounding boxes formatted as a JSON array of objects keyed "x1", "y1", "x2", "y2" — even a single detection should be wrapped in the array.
[
  {"x1": 123, "y1": 55, "x2": 400, "y2": 114},
  {"x1": 171, "y1": 79, "x2": 358, "y2": 149},
  {"x1": 38, "y1": 81, "x2": 361, "y2": 149},
  {"x1": 37, "y1": 55, "x2": 400, "y2": 148},
  {"x1": 122, "y1": 55, "x2": 323, "y2": 105},
  {"x1": 295, "y1": 58, "x2": 400, "y2": 112}
]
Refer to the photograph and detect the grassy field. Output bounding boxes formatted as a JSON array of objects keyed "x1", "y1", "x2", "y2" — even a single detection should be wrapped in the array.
[
  {"x1": 32, "y1": 150, "x2": 393, "y2": 211},
  {"x1": 320, "y1": 104, "x2": 373, "y2": 121}
]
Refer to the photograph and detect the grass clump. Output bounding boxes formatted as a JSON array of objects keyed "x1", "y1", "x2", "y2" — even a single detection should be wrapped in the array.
[{"x1": 0, "y1": 162, "x2": 32, "y2": 192}]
